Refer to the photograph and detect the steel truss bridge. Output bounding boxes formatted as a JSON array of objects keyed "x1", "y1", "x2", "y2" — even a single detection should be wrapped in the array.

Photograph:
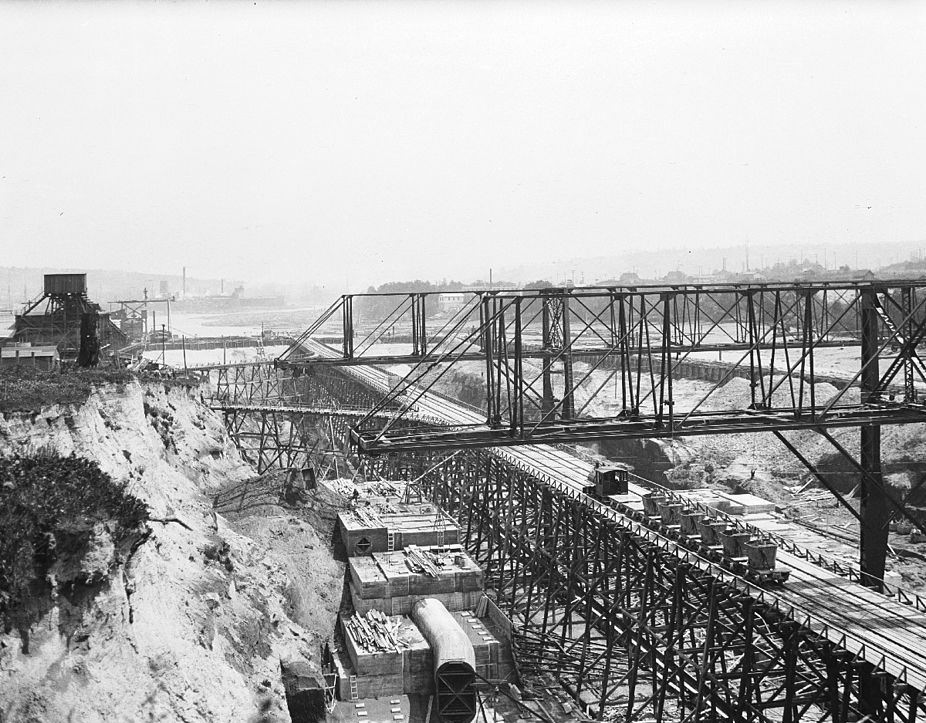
[{"x1": 201, "y1": 279, "x2": 926, "y2": 721}]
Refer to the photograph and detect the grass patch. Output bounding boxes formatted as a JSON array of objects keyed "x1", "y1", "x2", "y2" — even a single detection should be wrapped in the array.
[
  {"x1": 0, "y1": 366, "x2": 134, "y2": 413},
  {"x1": 0, "y1": 366, "x2": 200, "y2": 413}
]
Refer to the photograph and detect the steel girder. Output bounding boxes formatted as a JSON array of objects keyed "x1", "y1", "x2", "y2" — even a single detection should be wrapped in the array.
[
  {"x1": 279, "y1": 281, "x2": 926, "y2": 371},
  {"x1": 346, "y1": 283, "x2": 926, "y2": 451}
]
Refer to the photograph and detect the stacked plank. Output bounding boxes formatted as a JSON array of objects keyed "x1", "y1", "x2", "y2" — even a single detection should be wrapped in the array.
[
  {"x1": 343, "y1": 609, "x2": 402, "y2": 653},
  {"x1": 404, "y1": 544, "x2": 444, "y2": 577},
  {"x1": 351, "y1": 506, "x2": 384, "y2": 528},
  {"x1": 370, "y1": 480, "x2": 401, "y2": 496}
]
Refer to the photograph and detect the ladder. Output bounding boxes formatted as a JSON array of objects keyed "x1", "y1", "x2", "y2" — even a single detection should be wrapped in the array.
[
  {"x1": 323, "y1": 675, "x2": 337, "y2": 712},
  {"x1": 436, "y1": 513, "x2": 445, "y2": 550},
  {"x1": 348, "y1": 675, "x2": 358, "y2": 701},
  {"x1": 387, "y1": 530, "x2": 396, "y2": 552}
]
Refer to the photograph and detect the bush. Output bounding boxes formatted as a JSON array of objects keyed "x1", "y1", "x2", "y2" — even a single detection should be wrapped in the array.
[{"x1": 0, "y1": 453, "x2": 149, "y2": 627}]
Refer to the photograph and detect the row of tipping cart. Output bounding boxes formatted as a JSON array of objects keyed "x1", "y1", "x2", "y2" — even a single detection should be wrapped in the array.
[{"x1": 582, "y1": 464, "x2": 789, "y2": 586}]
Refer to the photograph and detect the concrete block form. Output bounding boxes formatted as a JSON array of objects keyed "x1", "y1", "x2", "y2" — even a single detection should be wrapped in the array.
[
  {"x1": 348, "y1": 546, "x2": 484, "y2": 605},
  {"x1": 339, "y1": 508, "x2": 389, "y2": 556},
  {"x1": 335, "y1": 487, "x2": 516, "y2": 710},
  {"x1": 453, "y1": 612, "x2": 500, "y2": 664},
  {"x1": 332, "y1": 641, "x2": 422, "y2": 700},
  {"x1": 341, "y1": 612, "x2": 429, "y2": 677},
  {"x1": 454, "y1": 610, "x2": 515, "y2": 683},
  {"x1": 387, "y1": 507, "x2": 460, "y2": 550},
  {"x1": 337, "y1": 501, "x2": 460, "y2": 555},
  {"x1": 711, "y1": 498, "x2": 746, "y2": 516},
  {"x1": 715, "y1": 492, "x2": 777, "y2": 515},
  {"x1": 349, "y1": 556, "x2": 391, "y2": 599},
  {"x1": 351, "y1": 585, "x2": 484, "y2": 616}
]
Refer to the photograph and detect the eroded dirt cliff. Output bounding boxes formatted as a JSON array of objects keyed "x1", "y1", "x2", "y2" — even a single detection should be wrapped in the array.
[{"x1": 0, "y1": 380, "x2": 343, "y2": 723}]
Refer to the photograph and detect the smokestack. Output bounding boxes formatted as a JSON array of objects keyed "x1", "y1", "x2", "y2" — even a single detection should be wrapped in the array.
[{"x1": 182, "y1": 266, "x2": 187, "y2": 298}]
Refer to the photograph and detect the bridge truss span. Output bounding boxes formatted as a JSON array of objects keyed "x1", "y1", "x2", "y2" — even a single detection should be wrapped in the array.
[{"x1": 339, "y1": 281, "x2": 926, "y2": 452}]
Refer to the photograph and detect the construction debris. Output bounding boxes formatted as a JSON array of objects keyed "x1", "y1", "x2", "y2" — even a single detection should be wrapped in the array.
[
  {"x1": 349, "y1": 506, "x2": 384, "y2": 528},
  {"x1": 343, "y1": 609, "x2": 403, "y2": 653},
  {"x1": 404, "y1": 544, "x2": 447, "y2": 577}
]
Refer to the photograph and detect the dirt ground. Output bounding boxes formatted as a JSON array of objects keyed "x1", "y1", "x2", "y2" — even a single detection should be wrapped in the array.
[{"x1": 213, "y1": 471, "x2": 349, "y2": 645}]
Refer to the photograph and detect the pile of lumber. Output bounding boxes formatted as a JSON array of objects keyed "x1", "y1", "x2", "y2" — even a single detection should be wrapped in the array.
[
  {"x1": 404, "y1": 544, "x2": 444, "y2": 577},
  {"x1": 370, "y1": 480, "x2": 400, "y2": 496},
  {"x1": 344, "y1": 609, "x2": 402, "y2": 653},
  {"x1": 350, "y1": 506, "x2": 383, "y2": 528}
]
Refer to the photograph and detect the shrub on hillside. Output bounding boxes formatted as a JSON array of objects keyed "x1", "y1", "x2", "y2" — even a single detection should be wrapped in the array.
[{"x1": 0, "y1": 453, "x2": 149, "y2": 631}]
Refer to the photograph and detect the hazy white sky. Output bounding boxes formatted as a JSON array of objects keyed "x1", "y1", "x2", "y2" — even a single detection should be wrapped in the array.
[{"x1": 1, "y1": 1, "x2": 924, "y2": 288}]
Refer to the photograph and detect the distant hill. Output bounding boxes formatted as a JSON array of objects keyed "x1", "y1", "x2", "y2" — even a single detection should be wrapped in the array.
[{"x1": 494, "y1": 240, "x2": 926, "y2": 286}]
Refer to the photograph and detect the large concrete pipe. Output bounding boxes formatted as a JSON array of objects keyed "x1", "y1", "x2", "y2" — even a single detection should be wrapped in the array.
[{"x1": 411, "y1": 598, "x2": 477, "y2": 723}]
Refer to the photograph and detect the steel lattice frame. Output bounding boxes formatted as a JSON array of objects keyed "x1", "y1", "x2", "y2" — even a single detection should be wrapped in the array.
[{"x1": 345, "y1": 282, "x2": 926, "y2": 451}]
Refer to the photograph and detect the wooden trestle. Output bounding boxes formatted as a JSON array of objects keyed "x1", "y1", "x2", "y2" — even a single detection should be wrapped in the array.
[{"x1": 211, "y1": 356, "x2": 926, "y2": 720}]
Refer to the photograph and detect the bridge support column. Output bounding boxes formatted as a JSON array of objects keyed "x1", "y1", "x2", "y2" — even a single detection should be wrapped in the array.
[
  {"x1": 540, "y1": 291, "x2": 574, "y2": 420},
  {"x1": 860, "y1": 289, "x2": 888, "y2": 590}
]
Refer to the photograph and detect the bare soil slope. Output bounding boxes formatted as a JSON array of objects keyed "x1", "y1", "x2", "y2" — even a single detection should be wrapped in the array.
[{"x1": 0, "y1": 380, "x2": 342, "y2": 723}]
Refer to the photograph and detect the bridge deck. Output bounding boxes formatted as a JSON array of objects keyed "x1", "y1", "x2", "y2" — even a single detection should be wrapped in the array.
[{"x1": 298, "y1": 338, "x2": 926, "y2": 693}]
